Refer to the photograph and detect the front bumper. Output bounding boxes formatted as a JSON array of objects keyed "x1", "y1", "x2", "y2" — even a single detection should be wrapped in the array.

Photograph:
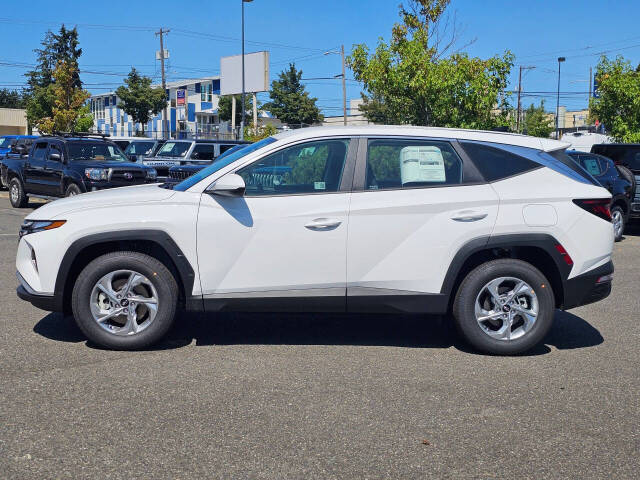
[
  {"x1": 16, "y1": 272, "x2": 61, "y2": 312},
  {"x1": 562, "y1": 261, "x2": 613, "y2": 310}
]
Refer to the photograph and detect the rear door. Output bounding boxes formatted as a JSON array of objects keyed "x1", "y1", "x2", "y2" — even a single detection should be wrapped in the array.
[
  {"x1": 346, "y1": 136, "x2": 499, "y2": 311},
  {"x1": 23, "y1": 141, "x2": 49, "y2": 194}
]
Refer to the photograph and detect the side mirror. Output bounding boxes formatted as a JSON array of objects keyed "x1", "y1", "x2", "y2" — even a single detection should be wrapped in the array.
[
  {"x1": 49, "y1": 153, "x2": 61, "y2": 161},
  {"x1": 13, "y1": 145, "x2": 26, "y2": 155},
  {"x1": 207, "y1": 173, "x2": 245, "y2": 197}
]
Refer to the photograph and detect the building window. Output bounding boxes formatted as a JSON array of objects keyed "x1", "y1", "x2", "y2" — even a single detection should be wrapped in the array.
[
  {"x1": 92, "y1": 97, "x2": 105, "y2": 120},
  {"x1": 201, "y1": 83, "x2": 212, "y2": 102}
]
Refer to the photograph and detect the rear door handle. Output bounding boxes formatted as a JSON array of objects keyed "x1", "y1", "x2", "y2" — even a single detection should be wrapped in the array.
[
  {"x1": 451, "y1": 212, "x2": 488, "y2": 222},
  {"x1": 305, "y1": 218, "x2": 342, "y2": 230}
]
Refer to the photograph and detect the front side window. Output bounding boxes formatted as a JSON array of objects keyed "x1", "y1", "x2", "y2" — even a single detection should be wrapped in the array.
[
  {"x1": 191, "y1": 144, "x2": 215, "y2": 161},
  {"x1": 67, "y1": 142, "x2": 127, "y2": 162},
  {"x1": 578, "y1": 155, "x2": 603, "y2": 176},
  {"x1": 238, "y1": 139, "x2": 349, "y2": 196},
  {"x1": 48, "y1": 143, "x2": 63, "y2": 162},
  {"x1": 367, "y1": 139, "x2": 463, "y2": 190},
  {"x1": 156, "y1": 141, "x2": 191, "y2": 157},
  {"x1": 32, "y1": 142, "x2": 48, "y2": 161}
]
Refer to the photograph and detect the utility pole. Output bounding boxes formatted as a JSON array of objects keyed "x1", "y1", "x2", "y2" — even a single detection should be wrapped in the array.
[
  {"x1": 516, "y1": 65, "x2": 535, "y2": 133},
  {"x1": 341, "y1": 44, "x2": 347, "y2": 126},
  {"x1": 589, "y1": 66, "x2": 593, "y2": 102},
  {"x1": 155, "y1": 27, "x2": 170, "y2": 140},
  {"x1": 556, "y1": 57, "x2": 565, "y2": 140}
]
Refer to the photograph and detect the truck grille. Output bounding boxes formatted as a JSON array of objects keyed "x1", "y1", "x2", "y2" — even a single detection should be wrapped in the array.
[
  {"x1": 635, "y1": 175, "x2": 640, "y2": 202},
  {"x1": 109, "y1": 169, "x2": 146, "y2": 183},
  {"x1": 168, "y1": 170, "x2": 193, "y2": 180}
]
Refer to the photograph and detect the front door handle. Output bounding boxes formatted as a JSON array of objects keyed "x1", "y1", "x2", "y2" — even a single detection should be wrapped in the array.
[
  {"x1": 305, "y1": 218, "x2": 342, "y2": 230},
  {"x1": 451, "y1": 212, "x2": 488, "y2": 222}
]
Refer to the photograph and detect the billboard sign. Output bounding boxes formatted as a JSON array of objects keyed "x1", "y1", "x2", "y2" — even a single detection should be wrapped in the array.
[
  {"x1": 220, "y1": 51, "x2": 270, "y2": 95},
  {"x1": 176, "y1": 89, "x2": 186, "y2": 106}
]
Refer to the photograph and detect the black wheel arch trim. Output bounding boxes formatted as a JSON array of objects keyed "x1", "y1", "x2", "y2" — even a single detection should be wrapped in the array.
[
  {"x1": 440, "y1": 233, "x2": 572, "y2": 307},
  {"x1": 53, "y1": 230, "x2": 198, "y2": 312}
]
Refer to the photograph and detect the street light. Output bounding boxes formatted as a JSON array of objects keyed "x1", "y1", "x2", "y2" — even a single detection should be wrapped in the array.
[
  {"x1": 240, "y1": 0, "x2": 253, "y2": 141},
  {"x1": 324, "y1": 46, "x2": 347, "y2": 126},
  {"x1": 556, "y1": 56, "x2": 565, "y2": 139}
]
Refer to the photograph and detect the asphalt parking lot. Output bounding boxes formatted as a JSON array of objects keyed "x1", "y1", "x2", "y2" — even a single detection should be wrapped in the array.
[{"x1": 0, "y1": 193, "x2": 639, "y2": 479}]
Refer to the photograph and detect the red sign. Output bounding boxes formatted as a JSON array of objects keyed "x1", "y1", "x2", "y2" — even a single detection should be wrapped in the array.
[{"x1": 177, "y1": 89, "x2": 186, "y2": 106}]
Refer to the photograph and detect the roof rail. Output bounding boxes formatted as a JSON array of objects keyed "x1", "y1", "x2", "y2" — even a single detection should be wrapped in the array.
[{"x1": 50, "y1": 131, "x2": 112, "y2": 139}]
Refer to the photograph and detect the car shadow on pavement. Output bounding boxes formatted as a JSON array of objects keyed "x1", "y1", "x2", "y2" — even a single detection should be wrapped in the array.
[
  {"x1": 33, "y1": 309, "x2": 603, "y2": 355},
  {"x1": 623, "y1": 222, "x2": 640, "y2": 238}
]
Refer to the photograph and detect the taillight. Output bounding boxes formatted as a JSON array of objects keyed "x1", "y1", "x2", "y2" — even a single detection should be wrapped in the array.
[
  {"x1": 554, "y1": 244, "x2": 574, "y2": 266},
  {"x1": 572, "y1": 198, "x2": 612, "y2": 222}
]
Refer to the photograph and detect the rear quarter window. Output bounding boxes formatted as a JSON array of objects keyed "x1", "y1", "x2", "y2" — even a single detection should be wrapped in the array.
[{"x1": 460, "y1": 141, "x2": 539, "y2": 181}]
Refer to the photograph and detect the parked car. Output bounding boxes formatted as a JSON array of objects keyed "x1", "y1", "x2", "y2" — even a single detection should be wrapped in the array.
[
  {"x1": 0, "y1": 135, "x2": 38, "y2": 157},
  {"x1": 143, "y1": 139, "x2": 249, "y2": 181},
  {"x1": 111, "y1": 137, "x2": 140, "y2": 151},
  {"x1": 567, "y1": 150, "x2": 632, "y2": 241},
  {"x1": 123, "y1": 139, "x2": 165, "y2": 163},
  {"x1": 15, "y1": 126, "x2": 614, "y2": 355},
  {"x1": 1, "y1": 137, "x2": 39, "y2": 189},
  {"x1": 166, "y1": 143, "x2": 248, "y2": 183},
  {"x1": 591, "y1": 143, "x2": 640, "y2": 219},
  {"x1": 4, "y1": 133, "x2": 157, "y2": 208}
]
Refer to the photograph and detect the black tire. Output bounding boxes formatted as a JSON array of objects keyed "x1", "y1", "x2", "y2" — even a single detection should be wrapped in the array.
[
  {"x1": 65, "y1": 183, "x2": 82, "y2": 197},
  {"x1": 616, "y1": 165, "x2": 636, "y2": 193},
  {"x1": 71, "y1": 251, "x2": 178, "y2": 350},
  {"x1": 9, "y1": 177, "x2": 28, "y2": 208},
  {"x1": 453, "y1": 259, "x2": 555, "y2": 355},
  {"x1": 611, "y1": 205, "x2": 625, "y2": 242}
]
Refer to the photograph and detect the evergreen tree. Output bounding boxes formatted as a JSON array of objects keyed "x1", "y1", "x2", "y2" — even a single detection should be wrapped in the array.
[
  {"x1": 116, "y1": 68, "x2": 167, "y2": 136},
  {"x1": 263, "y1": 64, "x2": 323, "y2": 126}
]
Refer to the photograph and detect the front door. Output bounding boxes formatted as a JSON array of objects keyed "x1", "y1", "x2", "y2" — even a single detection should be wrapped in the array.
[
  {"x1": 346, "y1": 137, "x2": 499, "y2": 311},
  {"x1": 196, "y1": 138, "x2": 355, "y2": 311}
]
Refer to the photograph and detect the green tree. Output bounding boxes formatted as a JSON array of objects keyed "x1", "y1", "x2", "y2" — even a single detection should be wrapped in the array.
[
  {"x1": 0, "y1": 89, "x2": 27, "y2": 109},
  {"x1": 219, "y1": 94, "x2": 257, "y2": 126},
  {"x1": 25, "y1": 25, "x2": 83, "y2": 129},
  {"x1": 37, "y1": 60, "x2": 91, "y2": 134},
  {"x1": 115, "y1": 68, "x2": 166, "y2": 135},
  {"x1": 347, "y1": 0, "x2": 514, "y2": 128},
  {"x1": 589, "y1": 55, "x2": 640, "y2": 142},
  {"x1": 244, "y1": 122, "x2": 277, "y2": 142},
  {"x1": 263, "y1": 64, "x2": 323, "y2": 126},
  {"x1": 522, "y1": 101, "x2": 554, "y2": 138}
]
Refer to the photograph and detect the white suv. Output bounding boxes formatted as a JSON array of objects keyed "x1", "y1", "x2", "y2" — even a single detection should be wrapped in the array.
[{"x1": 16, "y1": 126, "x2": 614, "y2": 354}]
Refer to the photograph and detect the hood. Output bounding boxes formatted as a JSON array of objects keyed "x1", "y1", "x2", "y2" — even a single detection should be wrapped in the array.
[
  {"x1": 71, "y1": 160, "x2": 151, "y2": 170},
  {"x1": 25, "y1": 184, "x2": 176, "y2": 220}
]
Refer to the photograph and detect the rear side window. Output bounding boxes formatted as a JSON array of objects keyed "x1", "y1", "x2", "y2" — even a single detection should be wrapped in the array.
[
  {"x1": 191, "y1": 144, "x2": 215, "y2": 161},
  {"x1": 366, "y1": 139, "x2": 463, "y2": 189},
  {"x1": 577, "y1": 155, "x2": 603, "y2": 176},
  {"x1": 460, "y1": 142, "x2": 539, "y2": 182}
]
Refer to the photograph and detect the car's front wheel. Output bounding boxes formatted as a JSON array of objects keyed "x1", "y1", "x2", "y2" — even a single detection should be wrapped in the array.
[
  {"x1": 453, "y1": 259, "x2": 555, "y2": 355},
  {"x1": 71, "y1": 251, "x2": 178, "y2": 350},
  {"x1": 65, "y1": 183, "x2": 82, "y2": 197}
]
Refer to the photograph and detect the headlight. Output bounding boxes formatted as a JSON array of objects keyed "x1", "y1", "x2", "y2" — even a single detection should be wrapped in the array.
[
  {"x1": 85, "y1": 168, "x2": 108, "y2": 181},
  {"x1": 146, "y1": 168, "x2": 157, "y2": 180},
  {"x1": 19, "y1": 220, "x2": 66, "y2": 238}
]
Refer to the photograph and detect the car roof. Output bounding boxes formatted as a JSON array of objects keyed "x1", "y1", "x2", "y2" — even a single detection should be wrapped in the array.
[{"x1": 272, "y1": 125, "x2": 570, "y2": 152}]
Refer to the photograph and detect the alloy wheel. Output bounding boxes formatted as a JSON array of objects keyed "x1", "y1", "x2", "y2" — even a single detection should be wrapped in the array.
[
  {"x1": 474, "y1": 277, "x2": 539, "y2": 341},
  {"x1": 89, "y1": 269, "x2": 159, "y2": 336},
  {"x1": 10, "y1": 183, "x2": 19, "y2": 203},
  {"x1": 612, "y1": 210, "x2": 623, "y2": 238}
]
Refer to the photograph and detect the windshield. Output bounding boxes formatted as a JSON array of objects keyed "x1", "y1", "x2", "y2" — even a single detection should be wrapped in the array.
[
  {"x1": 0, "y1": 137, "x2": 14, "y2": 148},
  {"x1": 125, "y1": 141, "x2": 155, "y2": 155},
  {"x1": 156, "y1": 141, "x2": 191, "y2": 157},
  {"x1": 67, "y1": 142, "x2": 128, "y2": 162},
  {"x1": 173, "y1": 137, "x2": 277, "y2": 191}
]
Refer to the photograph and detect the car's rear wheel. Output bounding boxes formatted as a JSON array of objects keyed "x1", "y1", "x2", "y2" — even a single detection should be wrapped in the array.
[
  {"x1": 65, "y1": 183, "x2": 82, "y2": 197},
  {"x1": 453, "y1": 259, "x2": 555, "y2": 355},
  {"x1": 71, "y1": 251, "x2": 178, "y2": 350},
  {"x1": 9, "y1": 178, "x2": 28, "y2": 208},
  {"x1": 611, "y1": 205, "x2": 625, "y2": 242}
]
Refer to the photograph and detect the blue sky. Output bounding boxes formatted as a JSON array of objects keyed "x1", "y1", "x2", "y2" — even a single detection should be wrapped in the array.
[{"x1": 1, "y1": 0, "x2": 639, "y2": 116}]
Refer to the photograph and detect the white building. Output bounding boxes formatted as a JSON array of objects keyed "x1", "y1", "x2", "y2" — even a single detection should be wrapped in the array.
[{"x1": 89, "y1": 76, "x2": 226, "y2": 139}]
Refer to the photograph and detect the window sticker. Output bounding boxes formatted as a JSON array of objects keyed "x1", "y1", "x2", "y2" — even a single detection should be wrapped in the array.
[
  {"x1": 314, "y1": 181, "x2": 326, "y2": 190},
  {"x1": 582, "y1": 158, "x2": 601, "y2": 175},
  {"x1": 400, "y1": 146, "x2": 446, "y2": 184}
]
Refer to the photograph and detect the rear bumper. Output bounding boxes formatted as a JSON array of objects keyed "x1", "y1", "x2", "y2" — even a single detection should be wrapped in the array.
[{"x1": 562, "y1": 261, "x2": 613, "y2": 310}]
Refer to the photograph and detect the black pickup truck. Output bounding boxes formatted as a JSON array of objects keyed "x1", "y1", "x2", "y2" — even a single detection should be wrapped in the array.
[{"x1": 2, "y1": 134, "x2": 158, "y2": 208}]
